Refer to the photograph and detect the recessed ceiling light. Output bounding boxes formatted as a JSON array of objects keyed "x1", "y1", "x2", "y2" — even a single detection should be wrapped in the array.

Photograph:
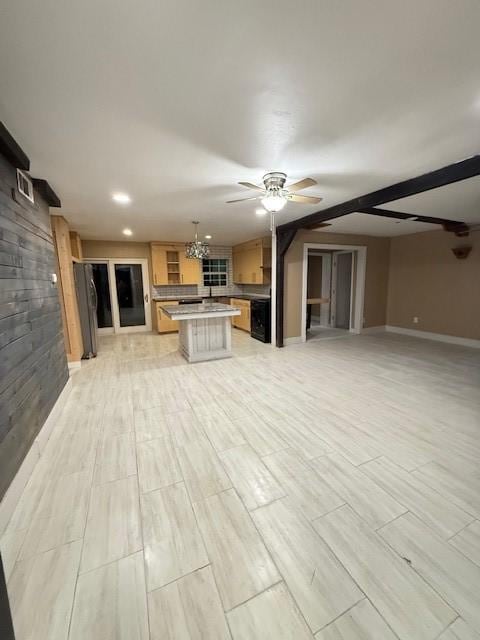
[
  {"x1": 112, "y1": 192, "x2": 131, "y2": 204},
  {"x1": 255, "y1": 208, "x2": 267, "y2": 215},
  {"x1": 122, "y1": 228, "x2": 133, "y2": 236},
  {"x1": 205, "y1": 234, "x2": 212, "y2": 239}
]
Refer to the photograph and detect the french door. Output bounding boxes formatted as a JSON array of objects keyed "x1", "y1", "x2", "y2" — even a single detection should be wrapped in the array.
[{"x1": 88, "y1": 259, "x2": 151, "y2": 334}]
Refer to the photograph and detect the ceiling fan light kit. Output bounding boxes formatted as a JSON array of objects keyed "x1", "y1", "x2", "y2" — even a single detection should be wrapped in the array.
[
  {"x1": 261, "y1": 192, "x2": 287, "y2": 212},
  {"x1": 185, "y1": 221, "x2": 210, "y2": 259},
  {"x1": 226, "y1": 171, "x2": 322, "y2": 213}
]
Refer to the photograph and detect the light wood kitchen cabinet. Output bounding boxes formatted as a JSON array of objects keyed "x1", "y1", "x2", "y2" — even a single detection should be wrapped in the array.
[
  {"x1": 151, "y1": 244, "x2": 170, "y2": 285},
  {"x1": 232, "y1": 248, "x2": 248, "y2": 284},
  {"x1": 156, "y1": 300, "x2": 179, "y2": 333},
  {"x1": 151, "y1": 243, "x2": 201, "y2": 285},
  {"x1": 230, "y1": 298, "x2": 251, "y2": 332},
  {"x1": 232, "y1": 237, "x2": 271, "y2": 284},
  {"x1": 179, "y1": 252, "x2": 201, "y2": 285}
]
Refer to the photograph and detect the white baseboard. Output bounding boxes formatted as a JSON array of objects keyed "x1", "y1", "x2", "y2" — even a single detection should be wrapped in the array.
[
  {"x1": 68, "y1": 360, "x2": 82, "y2": 371},
  {"x1": 385, "y1": 325, "x2": 480, "y2": 349},
  {"x1": 361, "y1": 325, "x2": 386, "y2": 334},
  {"x1": 293, "y1": 323, "x2": 479, "y2": 349},
  {"x1": 284, "y1": 336, "x2": 304, "y2": 345},
  {"x1": 0, "y1": 377, "x2": 73, "y2": 536}
]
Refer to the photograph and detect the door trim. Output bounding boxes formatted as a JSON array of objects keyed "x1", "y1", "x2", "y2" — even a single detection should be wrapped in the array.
[
  {"x1": 109, "y1": 259, "x2": 151, "y2": 333},
  {"x1": 301, "y1": 243, "x2": 366, "y2": 343},
  {"x1": 85, "y1": 258, "x2": 151, "y2": 334}
]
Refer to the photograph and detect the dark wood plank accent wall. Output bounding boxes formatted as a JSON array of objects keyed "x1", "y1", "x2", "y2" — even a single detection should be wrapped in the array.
[
  {"x1": 0, "y1": 556, "x2": 15, "y2": 639},
  {"x1": 0, "y1": 152, "x2": 69, "y2": 500}
]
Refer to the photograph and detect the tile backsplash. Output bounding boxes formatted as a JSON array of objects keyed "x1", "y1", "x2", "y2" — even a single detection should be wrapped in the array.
[
  {"x1": 152, "y1": 245, "x2": 270, "y2": 299},
  {"x1": 152, "y1": 284, "x2": 200, "y2": 298},
  {"x1": 239, "y1": 284, "x2": 271, "y2": 296}
]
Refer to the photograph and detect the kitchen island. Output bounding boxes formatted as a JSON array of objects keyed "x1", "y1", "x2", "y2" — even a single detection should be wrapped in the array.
[{"x1": 160, "y1": 302, "x2": 241, "y2": 363}]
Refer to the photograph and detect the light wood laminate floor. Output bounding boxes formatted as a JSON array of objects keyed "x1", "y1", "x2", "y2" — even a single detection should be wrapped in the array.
[{"x1": 2, "y1": 329, "x2": 480, "y2": 639}]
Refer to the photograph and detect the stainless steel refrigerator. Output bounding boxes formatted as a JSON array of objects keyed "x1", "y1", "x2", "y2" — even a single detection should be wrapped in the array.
[{"x1": 74, "y1": 263, "x2": 98, "y2": 358}]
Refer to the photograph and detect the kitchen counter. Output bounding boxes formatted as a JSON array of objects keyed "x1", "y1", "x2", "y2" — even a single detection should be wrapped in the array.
[
  {"x1": 160, "y1": 302, "x2": 241, "y2": 363},
  {"x1": 160, "y1": 302, "x2": 238, "y2": 317}
]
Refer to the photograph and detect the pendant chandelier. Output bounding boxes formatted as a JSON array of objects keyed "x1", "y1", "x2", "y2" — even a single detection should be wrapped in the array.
[{"x1": 185, "y1": 221, "x2": 210, "y2": 259}]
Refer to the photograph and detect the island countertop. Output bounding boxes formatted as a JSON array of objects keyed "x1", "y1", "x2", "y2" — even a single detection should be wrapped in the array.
[{"x1": 160, "y1": 302, "x2": 240, "y2": 319}]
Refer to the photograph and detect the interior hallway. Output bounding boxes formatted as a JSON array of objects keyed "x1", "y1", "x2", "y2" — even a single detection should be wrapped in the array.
[
  {"x1": 1, "y1": 330, "x2": 480, "y2": 639},
  {"x1": 306, "y1": 327, "x2": 349, "y2": 341}
]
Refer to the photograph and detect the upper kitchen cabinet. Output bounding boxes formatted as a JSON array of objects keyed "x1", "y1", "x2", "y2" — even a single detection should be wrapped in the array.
[
  {"x1": 151, "y1": 243, "x2": 169, "y2": 284},
  {"x1": 179, "y1": 251, "x2": 201, "y2": 285},
  {"x1": 232, "y1": 237, "x2": 271, "y2": 284},
  {"x1": 151, "y1": 243, "x2": 201, "y2": 285}
]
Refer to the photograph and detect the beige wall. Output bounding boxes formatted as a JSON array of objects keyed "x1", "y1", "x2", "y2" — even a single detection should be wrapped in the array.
[
  {"x1": 82, "y1": 240, "x2": 151, "y2": 261},
  {"x1": 81, "y1": 240, "x2": 156, "y2": 330},
  {"x1": 387, "y1": 229, "x2": 480, "y2": 340},
  {"x1": 284, "y1": 230, "x2": 390, "y2": 339}
]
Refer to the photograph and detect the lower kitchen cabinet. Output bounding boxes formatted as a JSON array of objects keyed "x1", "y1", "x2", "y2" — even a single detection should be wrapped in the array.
[
  {"x1": 230, "y1": 298, "x2": 251, "y2": 332},
  {"x1": 156, "y1": 300, "x2": 179, "y2": 333}
]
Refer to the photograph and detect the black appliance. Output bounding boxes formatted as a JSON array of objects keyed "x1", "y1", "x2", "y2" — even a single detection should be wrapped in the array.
[{"x1": 250, "y1": 298, "x2": 271, "y2": 343}]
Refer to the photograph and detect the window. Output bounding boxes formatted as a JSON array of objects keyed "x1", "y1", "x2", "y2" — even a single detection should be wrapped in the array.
[{"x1": 202, "y1": 258, "x2": 228, "y2": 286}]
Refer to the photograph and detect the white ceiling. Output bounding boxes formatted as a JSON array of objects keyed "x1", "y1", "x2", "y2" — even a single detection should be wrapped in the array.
[{"x1": 1, "y1": 0, "x2": 480, "y2": 244}]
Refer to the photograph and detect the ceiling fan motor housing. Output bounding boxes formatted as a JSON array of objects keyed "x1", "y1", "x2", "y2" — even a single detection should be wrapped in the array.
[{"x1": 263, "y1": 172, "x2": 287, "y2": 192}]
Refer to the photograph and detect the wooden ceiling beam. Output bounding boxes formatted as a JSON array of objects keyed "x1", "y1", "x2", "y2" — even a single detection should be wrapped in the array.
[
  {"x1": 358, "y1": 207, "x2": 469, "y2": 236},
  {"x1": 32, "y1": 178, "x2": 62, "y2": 208},
  {"x1": 274, "y1": 155, "x2": 480, "y2": 349},
  {"x1": 277, "y1": 154, "x2": 480, "y2": 234},
  {"x1": 0, "y1": 122, "x2": 30, "y2": 171}
]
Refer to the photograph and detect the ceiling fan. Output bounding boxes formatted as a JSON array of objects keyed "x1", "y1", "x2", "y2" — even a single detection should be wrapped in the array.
[{"x1": 226, "y1": 172, "x2": 322, "y2": 213}]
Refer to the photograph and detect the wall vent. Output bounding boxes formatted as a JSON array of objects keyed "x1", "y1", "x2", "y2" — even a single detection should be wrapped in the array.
[{"x1": 16, "y1": 169, "x2": 34, "y2": 203}]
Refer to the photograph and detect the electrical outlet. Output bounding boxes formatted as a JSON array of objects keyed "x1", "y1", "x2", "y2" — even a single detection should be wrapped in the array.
[{"x1": 413, "y1": 316, "x2": 419, "y2": 324}]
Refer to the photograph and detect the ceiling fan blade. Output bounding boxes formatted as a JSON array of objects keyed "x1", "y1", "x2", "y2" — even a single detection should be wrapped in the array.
[
  {"x1": 288, "y1": 194, "x2": 323, "y2": 204},
  {"x1": 286, "y1": 177, "x2": 317, "y2": 192},
  {"x1": 238, "y1": 181, "x2": 265, "y2": 192},
  {"x1": 226, "y1": 196, "x2": 261, "y2": 203}
]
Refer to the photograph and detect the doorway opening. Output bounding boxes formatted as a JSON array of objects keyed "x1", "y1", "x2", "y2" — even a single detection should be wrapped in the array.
[
  {"x1": 85, "y1": 258, "x2": 151, "y2": 334},
  {"x1": 302, "y1": 243, "x2": 366, "y2": 342}
]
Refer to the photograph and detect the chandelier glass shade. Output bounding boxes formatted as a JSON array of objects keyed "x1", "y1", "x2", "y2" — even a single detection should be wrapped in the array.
[{"x1": 185, "y1": 221, "x2": 210, "y2": 259}]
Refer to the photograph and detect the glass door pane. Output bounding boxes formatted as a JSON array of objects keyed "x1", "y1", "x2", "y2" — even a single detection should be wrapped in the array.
[
  {"x1": 114, "y1": 264, "x2": 146, "y2": 327},
  {"x1": 91, "y1": 263, "x2": 113, "y2": 328}
]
